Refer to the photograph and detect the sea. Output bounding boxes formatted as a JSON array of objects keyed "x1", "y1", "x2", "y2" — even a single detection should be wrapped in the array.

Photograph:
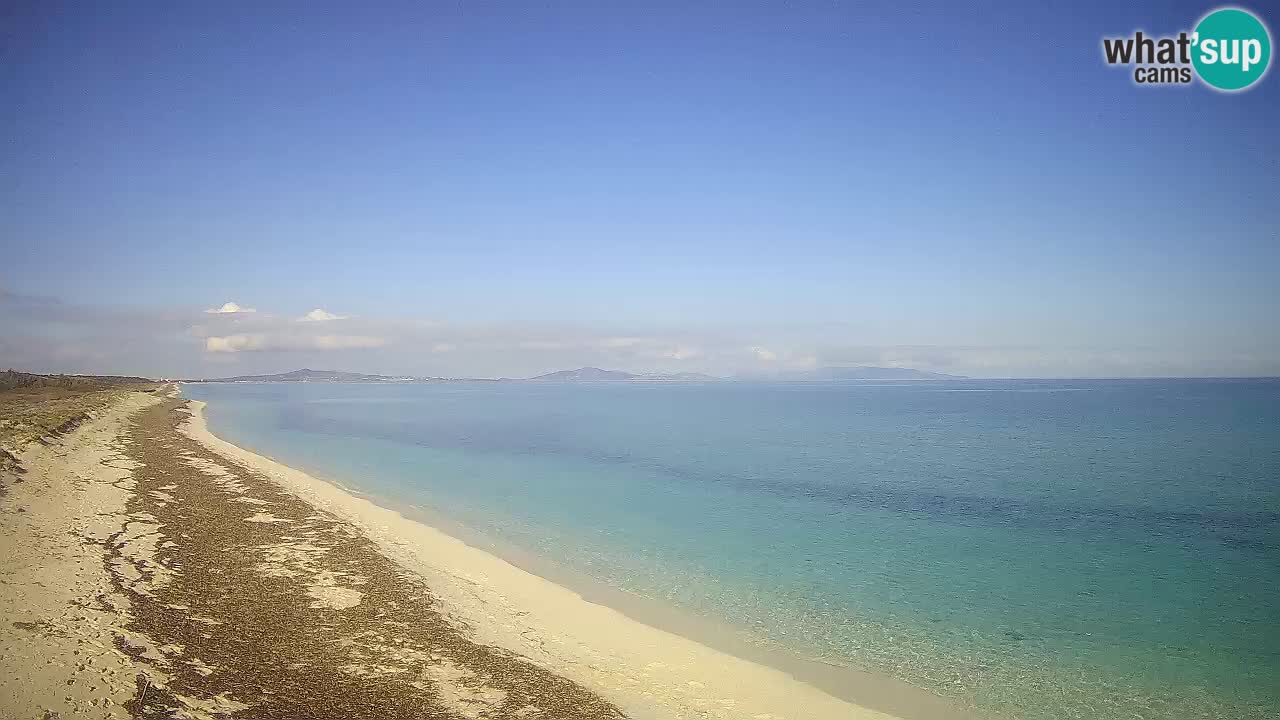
[{"x1": 180, "y1": 378, "x2": 1280, "y2": 720}]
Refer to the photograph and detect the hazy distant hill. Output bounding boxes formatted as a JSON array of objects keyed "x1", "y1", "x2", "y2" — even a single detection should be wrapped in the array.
[
  {"x1": 194, "y1": 368, "x2": 425, "y2": 383},
  {"x1": 779, "y1": 366, "x2": 964, "y2": 381},
  {"x1": 194, "y1": 367, "x2": 721, "y2": 383},
  {"x1": 526, "y1": 367, "x2": 721, "y2": 382},
  {"x1": 194, "y1": 366, "x2": 954, "y2": 384}
]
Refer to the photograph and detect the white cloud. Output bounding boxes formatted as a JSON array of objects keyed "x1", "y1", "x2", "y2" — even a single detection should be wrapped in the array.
[
  {"x1": 204, "y1": 333, "x2": 386, "y2": 353},
  {"x1": 205, "y1": 335, "x2": 263, "y2": 352},
  {"x1": 750, "y1": 346, "x2": 777, "y2": 362},
  {"x1": 10, "y1": 289, "x2": 1277, "y2": 378},
  {"x1": 205, "y1": 301, "x2": 256, "y2": 314},
  {"x1": 299, "y1": 308, "x2": 347, "y2": 322}
]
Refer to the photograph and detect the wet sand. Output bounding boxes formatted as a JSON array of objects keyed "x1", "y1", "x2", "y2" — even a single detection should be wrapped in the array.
[{"x1": 2, "y1": 388, "x2": 930, "y2": 719}]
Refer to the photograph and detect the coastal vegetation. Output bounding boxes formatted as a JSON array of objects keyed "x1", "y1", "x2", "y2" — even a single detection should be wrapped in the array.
[{"x1": 0, "y1": 370, "x2": 158, "y2": 478}]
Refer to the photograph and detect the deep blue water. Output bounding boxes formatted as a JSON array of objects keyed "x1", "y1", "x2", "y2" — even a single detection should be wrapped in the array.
[{"x1": 181, "y1": 379, "x2": 1280, "y2": 720}]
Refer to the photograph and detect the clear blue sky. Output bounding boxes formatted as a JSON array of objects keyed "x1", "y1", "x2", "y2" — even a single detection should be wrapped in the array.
[{"x1": 2, "y1": 1, "x2": 1277, "y2": 378}]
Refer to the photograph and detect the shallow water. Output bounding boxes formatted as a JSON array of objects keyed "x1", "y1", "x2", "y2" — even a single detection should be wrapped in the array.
[{"x1": 182, "y1": 379, "x2": 1280, "y2": 720}]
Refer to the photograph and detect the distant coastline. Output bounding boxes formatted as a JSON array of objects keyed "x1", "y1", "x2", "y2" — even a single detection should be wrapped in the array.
[{"x1": 186, "y1": 365, "x2": 967, "y2": 384}]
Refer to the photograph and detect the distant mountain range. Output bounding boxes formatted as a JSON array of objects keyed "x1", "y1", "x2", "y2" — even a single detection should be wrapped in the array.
[
  {"x1": 192, "y1": 367, "x2": 720, "y2": 383},
  {"x1": 192, "y1": 366, "x2": 961, "y2": 383},
  {"x1": 191, "y1": 369, "x2": 431, "y2": 383},
  {"x1": 526, "y1": 367, "x2": 720, "y2": 382}
]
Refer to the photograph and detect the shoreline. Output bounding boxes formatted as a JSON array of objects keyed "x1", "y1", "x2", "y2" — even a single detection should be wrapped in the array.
[
  {"x1": 316, "y1": 482, "x2": 977, "y2": 720},
  {"x1": 4, "y1": 389, "x2": 636, "y2": 718},
  {"x1": 182, "y1": 397, "x2": 973, "y2": 720},
  {"x1": 395, "y1": 502, "x2": 977, "y2": 720}
]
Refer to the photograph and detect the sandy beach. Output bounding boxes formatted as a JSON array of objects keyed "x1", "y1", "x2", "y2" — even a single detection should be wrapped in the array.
[{"x1": 2, "y1": 387, "x2": 927, "y2": 719}]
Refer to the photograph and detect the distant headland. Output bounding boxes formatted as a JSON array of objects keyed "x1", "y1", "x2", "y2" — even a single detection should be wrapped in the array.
[{"x1": 186, "y1": 366, "x2": 965, "y2": 383}]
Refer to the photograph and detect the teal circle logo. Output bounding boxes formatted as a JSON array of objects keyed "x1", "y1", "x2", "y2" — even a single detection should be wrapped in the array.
[{"x1": 1192, "y1": 8, "x2": 1272, "y2": 91}]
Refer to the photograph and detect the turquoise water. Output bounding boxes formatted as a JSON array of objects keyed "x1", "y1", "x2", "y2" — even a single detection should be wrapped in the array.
[{"x1": 181, "y1": 379, "x2": 1280, "y2": 719}]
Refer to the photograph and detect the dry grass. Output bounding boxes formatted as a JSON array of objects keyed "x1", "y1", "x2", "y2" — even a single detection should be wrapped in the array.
[{"x1": 0, "y1": 370, "x2": 161, "y2": 474}]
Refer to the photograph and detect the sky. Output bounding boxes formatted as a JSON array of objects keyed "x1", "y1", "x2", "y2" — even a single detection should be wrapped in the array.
[{"x1": 2, "y1": 1, "x2": 1277, "y2": 379}]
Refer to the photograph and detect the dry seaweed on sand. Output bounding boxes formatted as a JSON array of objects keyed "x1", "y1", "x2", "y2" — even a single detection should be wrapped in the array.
[{"x1": 107, "y1": 398, "x2": 625, "y2": 719}]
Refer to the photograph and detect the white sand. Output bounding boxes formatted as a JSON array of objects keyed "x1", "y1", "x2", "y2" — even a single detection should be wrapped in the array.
[
  {"x1": 0, "y1": 391, "x2": 164, "y2": 719},
  {"x1": 181, "y1": 400, "x2": 902, "y2": 720}
]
